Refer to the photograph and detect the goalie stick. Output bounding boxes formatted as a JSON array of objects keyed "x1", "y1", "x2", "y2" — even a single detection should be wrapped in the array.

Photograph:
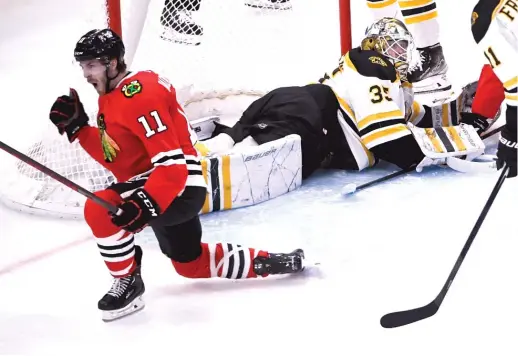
[
  {"x1": 343, "y1": 126, "x2": 503, "y2": 196},
  {"x1": 380, "y1": 164, "x2": 510, "y2": 328},
  {"x1": 0, "y1": 140, "x2": 120, "y2": 214}
]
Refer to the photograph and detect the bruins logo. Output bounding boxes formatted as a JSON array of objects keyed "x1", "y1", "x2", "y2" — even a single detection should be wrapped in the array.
[
  {"x1": 369, "y1": 56, "x2": 388, "y2": 67},
  {"x1": 97, "y1": 114, "x2": 120, "y2": 163},
  {"x1": 471, "y1": 11, "x2": 479, "y2": 25},
  {"x1": 122, "y1": 80, "x2": 142, "y2": 98}
]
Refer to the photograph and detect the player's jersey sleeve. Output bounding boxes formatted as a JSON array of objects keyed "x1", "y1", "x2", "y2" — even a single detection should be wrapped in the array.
[
  {"x1": 121, "y1": 74, "x2": 193, "y2": 211},
  {"x1": 472, "y1": 64, "x2": 505, "y2": 119}
]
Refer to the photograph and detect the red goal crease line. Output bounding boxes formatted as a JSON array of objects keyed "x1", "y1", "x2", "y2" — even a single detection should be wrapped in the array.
[{"x1": 0, "y1": 236, "x2": 91, "y2": 276}]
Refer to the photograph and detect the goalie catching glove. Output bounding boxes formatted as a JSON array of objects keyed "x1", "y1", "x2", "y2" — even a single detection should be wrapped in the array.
[
  {"x1": 111, "y1": 189, "x2": 161, "y2": 233},
  {"x1": 408, "y1": 123, "x2": 491, "y2": 173},
  {"x1": 49, "y1": 88, "x2": 89, "y2": 142}
]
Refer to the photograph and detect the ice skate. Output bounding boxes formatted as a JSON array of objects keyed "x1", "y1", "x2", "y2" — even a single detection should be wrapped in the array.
[
  {"x1": 253, "y1": 249, "x2": 305, "y2": 276},
  {"x1": 98, "y1": 245, "x2": 145, "y2": 321},
  {"x1": 408, "y1": 43, "x2": 453, "y2": 100},
  {"x1": 244, "y1": 0, "x2": 292, "y2": 11},
  {"x1": 161, "y1": 9, "x2": 203, "y2": 46}
]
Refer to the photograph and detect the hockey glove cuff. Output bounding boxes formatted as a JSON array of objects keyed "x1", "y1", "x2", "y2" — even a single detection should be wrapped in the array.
[
  {"x1": 111, "y1": 189, "x2": 161, "y2": 233},
  {"x1": 460, "y1": 112, "x2": 491, "y2": 135},
  {"x1": 497, "y1": 127, "x2": 517, "y2": 178},
  {"x1": 49, "y1": 88, "x2": 89, "y2": 142}
]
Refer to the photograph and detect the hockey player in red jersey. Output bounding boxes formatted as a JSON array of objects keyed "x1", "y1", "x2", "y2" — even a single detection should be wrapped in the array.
[
  {"x1": 472, "y1": 64, "x2": 505, "y2": 120},
  {"x1": 48, "y1": 29, "x2": 305, "y2": 321},
  {"x1": 471, "y1": 0, "x2": 517, "y2": 178}
]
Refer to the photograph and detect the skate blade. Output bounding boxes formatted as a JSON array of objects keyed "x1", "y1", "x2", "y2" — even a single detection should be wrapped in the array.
[
  {"x1": 101, "y1": 296, "x2": 145, "y2": 322},
  {"x1": 244, "y1": 1, "x2": 292, "y2": 10},
  {"x1": 160, "y1": 32, "x2": 201, "y2": 46}
]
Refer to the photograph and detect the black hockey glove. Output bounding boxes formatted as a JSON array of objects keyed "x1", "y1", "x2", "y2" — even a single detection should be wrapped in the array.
[
  {"x1": 460, "y1": 112, "x2": 491, "y2": 135},
  {"x1": 111, "y1": 189, "x2": 161, "y2": 233},
  {"x1": 49, "y1": 88, "x2": 89, "y2": 142},
  {"x1": 497, "y1": 127, "x2": 517, "y2": 178}
]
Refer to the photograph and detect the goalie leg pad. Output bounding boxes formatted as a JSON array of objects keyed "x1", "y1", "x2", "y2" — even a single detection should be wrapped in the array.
[
  {"x1": 200, "y1": 134, "x2": 302, "y2": 214},
  {"x1": 408, "y1": 123, "x2": 486, "y2": 172}
]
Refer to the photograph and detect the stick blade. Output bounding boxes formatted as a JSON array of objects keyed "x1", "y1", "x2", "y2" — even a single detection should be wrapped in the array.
[{"x1": 380, "y1": 301, "x2": 439, "y2": 328}]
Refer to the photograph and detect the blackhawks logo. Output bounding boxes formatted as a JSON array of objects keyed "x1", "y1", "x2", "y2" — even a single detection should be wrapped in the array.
[
  {"x1": 97, "y1": 113, "x2": 120, "y2": 163},
  {"x1": 122, "y1": 80, "x2": 142, "y2": 98}
]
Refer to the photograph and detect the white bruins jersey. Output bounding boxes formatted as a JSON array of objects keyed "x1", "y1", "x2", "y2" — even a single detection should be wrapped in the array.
[{"x1": 319, "y1": 47, "x2": 423, "y2": 170}]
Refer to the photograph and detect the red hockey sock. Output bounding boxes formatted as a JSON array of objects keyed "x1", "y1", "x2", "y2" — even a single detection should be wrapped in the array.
[
  {"x1": 84, "y1": 188, "x2": 136, "y2": 278},
  {"x1": 172, "y1": 242, "x2": 269, "y2": 279}
]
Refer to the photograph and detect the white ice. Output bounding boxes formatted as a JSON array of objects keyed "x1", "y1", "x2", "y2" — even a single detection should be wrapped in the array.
[{"x1": 0, "y1": 0, "x2": 517, "y2": 355}]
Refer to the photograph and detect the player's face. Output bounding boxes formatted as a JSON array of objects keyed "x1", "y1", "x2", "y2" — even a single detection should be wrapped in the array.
[
  {"x1": 79, "y1": 59, "x2": 108, "y2": 95},
  {"x1": 384, "y1": 39, "x2": 409, "y2": 63}
]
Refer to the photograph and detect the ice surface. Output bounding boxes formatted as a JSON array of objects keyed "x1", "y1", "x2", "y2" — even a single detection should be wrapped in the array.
[{"x1": 0, "y1": 0, "x2": 517, "y2": 355}]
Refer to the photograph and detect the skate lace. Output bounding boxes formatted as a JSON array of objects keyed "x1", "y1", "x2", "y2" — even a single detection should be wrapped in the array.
[
  {"x1": 107, "y1": 276, "x2": 132, "y2": 298},
  {"x1": 407, "y1": 50, "x2": 424, "y2": 74},
  {"x1": 176, "y1": 10, "x2": 195, "y2": 25}
]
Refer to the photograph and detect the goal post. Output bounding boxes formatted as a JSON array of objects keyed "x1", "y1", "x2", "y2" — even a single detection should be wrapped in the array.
[{"x1": 0, "y1": 0, "x2": 352, "y2": 219}]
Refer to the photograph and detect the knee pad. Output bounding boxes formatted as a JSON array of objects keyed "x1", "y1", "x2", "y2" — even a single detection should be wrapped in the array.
[{"x1": 83, "y1": 189, "x2": 123, "y2": 238}]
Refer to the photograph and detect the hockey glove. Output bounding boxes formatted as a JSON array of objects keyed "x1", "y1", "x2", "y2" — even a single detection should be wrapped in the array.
[
  {"x1": 460, "y1": 112, "x2": 491, "y2": 135},
  {"x1": 49, "y1": 88, "x2": 89, "y2": 142},
  {"x1": 497, "y1": 127, "x2": 517, "y2": 178},
  {"x1": 111, "y1": 189, "x2": 161, "y2": 233}
]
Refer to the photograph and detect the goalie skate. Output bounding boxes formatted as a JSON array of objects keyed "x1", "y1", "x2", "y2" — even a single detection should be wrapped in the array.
[
  {"x1": 160, "y1": 10, "x2": 203, "y2": 46},
  {"x1": 98, "y1": 245, "x2": 146, "y2": 322}
]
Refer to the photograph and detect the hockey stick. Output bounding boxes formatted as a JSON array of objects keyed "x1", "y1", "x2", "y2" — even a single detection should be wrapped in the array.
[
  {"x1": 380, "y1": 164, "x2": 510, "y2": 328},
  {"x1": 481, "y1": 125, "x2": 503, "y2": 140},
  {"x1": 341, "y1": 165, "x2": 415, "y2": 195},
  {"x1": 0, "y1": 140, "x2": 120, "y2": 214},
  {"x1": 343, "y1": 126, "x2": 502, "y2": 196}
]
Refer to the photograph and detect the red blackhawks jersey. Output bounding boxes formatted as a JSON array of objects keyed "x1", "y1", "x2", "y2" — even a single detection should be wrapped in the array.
[
  {"x1": 77, "y1": 70, "x2": 207, "y2": 211},
  {"x1": 472, "y1": 64, "x2": 504, "y2": 119}
]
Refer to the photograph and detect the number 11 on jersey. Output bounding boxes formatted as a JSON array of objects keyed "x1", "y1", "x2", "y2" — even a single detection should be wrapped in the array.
[{"x1": 137, "y1": 110, "x2": 168, "y2": 137}]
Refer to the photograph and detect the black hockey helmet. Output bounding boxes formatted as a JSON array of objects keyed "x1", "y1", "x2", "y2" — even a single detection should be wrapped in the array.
[{"x1": 74, "y1": 29, "x2": 125, "y2": 67}]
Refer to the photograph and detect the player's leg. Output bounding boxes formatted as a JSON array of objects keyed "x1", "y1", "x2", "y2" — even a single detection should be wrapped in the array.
[
  {"x1": 160, "y1": 0, "x2": 203, "y2": 45},
  {"x1": 203, "y1": 85, "x2": 333, "y2": 178},
  {"x1": 83, "y1": 186, "x2": 146, "y2": 321},
  {"x1": 151, "y1": 186, "x2": 305, "y2": 279},
  {"x1": 472, "y1": 0, "x2": 518, "y2": 177}
]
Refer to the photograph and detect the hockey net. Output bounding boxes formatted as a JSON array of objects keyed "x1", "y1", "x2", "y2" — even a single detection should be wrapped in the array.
[{"x1": 0, "y1": 0, "x2": 350, "y2": 219}]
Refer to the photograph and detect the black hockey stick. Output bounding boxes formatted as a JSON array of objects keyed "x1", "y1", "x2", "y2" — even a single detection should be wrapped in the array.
[
  {"x1": 342, "y1": 165, "x2": 415, "y2": 195},
  {"x1": 481, "y1": 125, "x2": 503, "y2": 140},
  {"x1": 380, "y1": 164, "x2": 510, "y2": 328},
  {"x1": 0, "y1": 140, "x2": 120, "y2": 214}
]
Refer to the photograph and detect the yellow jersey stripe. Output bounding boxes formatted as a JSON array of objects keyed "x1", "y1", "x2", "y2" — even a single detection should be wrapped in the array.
[
  {"x1": 398, "y1": 0, "x2": 434, "y2": 9},
  {"x1": 367, "y1": 0, "x2": 397, "y2": 9},
  {"x1": 503, "y1": 76, "x2": 518, "y2": 90},
  {"x1": 404, "y1": 10, "x2": 438, "y2": 24},
  {"x1": 358, "y1": 109, "x2": 404, "y2": 130},
  {"x1": 362, "y1": 124, "x2": 409, "y2": 147}
]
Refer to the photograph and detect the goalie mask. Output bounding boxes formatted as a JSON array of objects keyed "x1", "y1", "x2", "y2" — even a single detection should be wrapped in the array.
[{"x1": 362, "y1": 17, "x2": 415, "y2": 80}]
